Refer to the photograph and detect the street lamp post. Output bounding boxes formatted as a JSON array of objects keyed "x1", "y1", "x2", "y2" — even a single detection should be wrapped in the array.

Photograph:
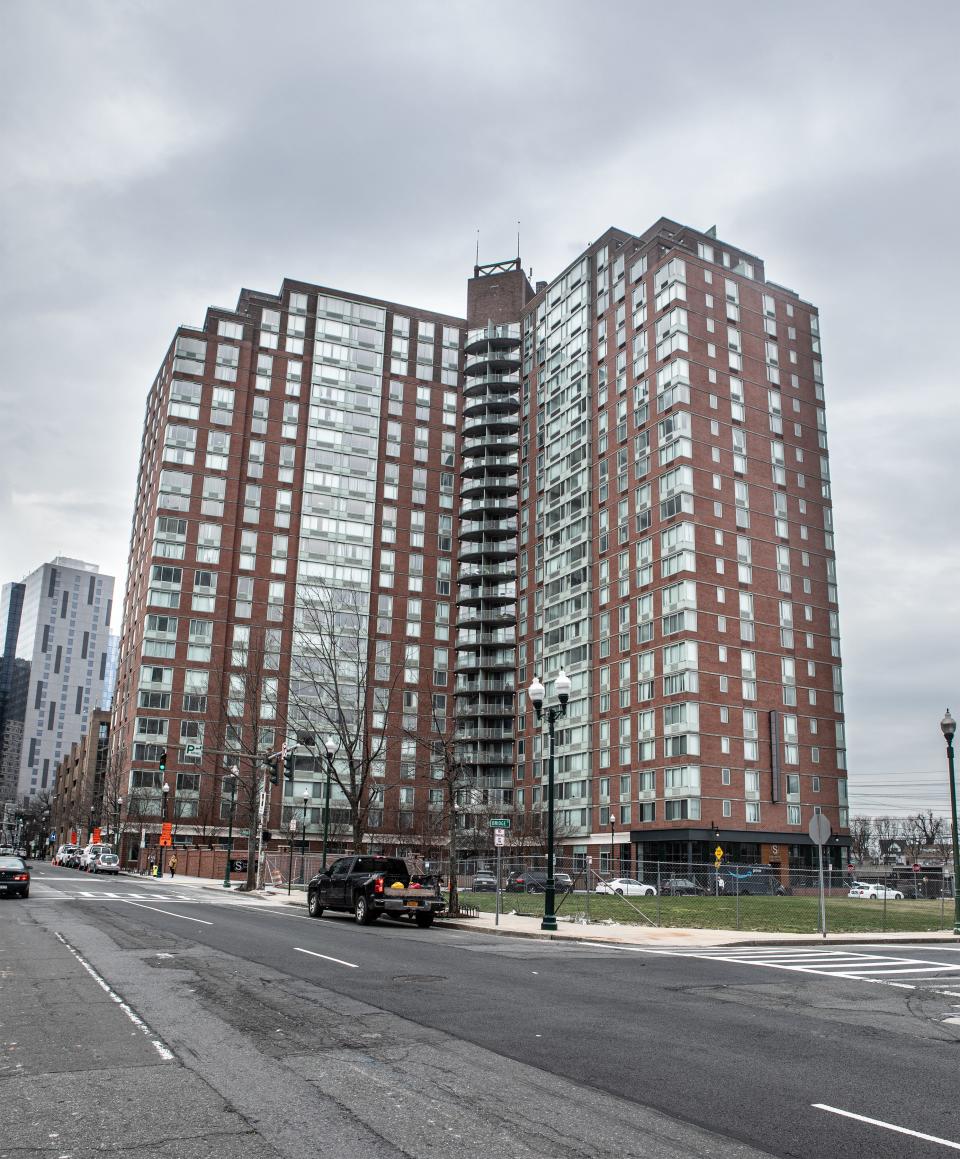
[
  {"x1": 527, "y1": 669, "x2": 571, "y2": 933},
  {"x1": 609, "y1": 812, "x2": 616, "y2": 878},
  {"x1": 940, "y1": 710, "x2": 960, "y2": 935},
  {"x1": 222, "y1": 767, "x2": 238, "y2": 889},
  {"x1": 158, "y1": 782, "x2": 170, "y2": 879},
  {"x1": 114, "y1": 797, "x2": 123, "y2": 859},
  {"x1": 301, "y1": 789, "x2": 309, "y2": 884},
  {"x1": 322, "y1": 736, "x2": 335, "y2": 870},
  {"x1": 88, "y1": 805, "x2": 95, "y2": 844}
]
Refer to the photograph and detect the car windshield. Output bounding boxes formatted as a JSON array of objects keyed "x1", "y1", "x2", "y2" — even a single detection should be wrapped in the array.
[{"x1": 0, "y1": 856, "x2": 26, "y2": 870}]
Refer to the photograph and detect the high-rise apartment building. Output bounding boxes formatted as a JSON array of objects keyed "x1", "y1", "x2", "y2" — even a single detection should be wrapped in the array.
[
  {"x1": 112, "y1": 217, "x2": 849, "y2": 875},
  {"x1": 0, "y1": 558, "x2": 116, "y2": 805}
]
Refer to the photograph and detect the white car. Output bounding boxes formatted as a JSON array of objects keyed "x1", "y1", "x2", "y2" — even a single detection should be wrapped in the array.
[
  {"x1": 595, "y1": 877, "x2": 657, "y2": 897},
  {"x1": 79, "y1": 843, "x2": 114, "y2": 871},
  {"x1": 848, "y1": 884, "x2": 903, "y2": 900}
]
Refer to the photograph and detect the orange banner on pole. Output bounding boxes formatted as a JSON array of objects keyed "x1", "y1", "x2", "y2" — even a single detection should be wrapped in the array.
[
  {"x1": 92, "y1": 827, "x2": 102, "y2": 844},
  {"x1": 159, "y1": 822, "x2": 173, "y2": 848}
]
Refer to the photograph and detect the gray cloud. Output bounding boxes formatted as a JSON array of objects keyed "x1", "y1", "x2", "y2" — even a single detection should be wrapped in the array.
[{"x1": 1, "y1": 0, "x2": 957, "y2": 806}]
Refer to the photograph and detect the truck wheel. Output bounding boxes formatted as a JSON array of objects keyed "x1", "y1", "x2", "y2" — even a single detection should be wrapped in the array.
[
  {"x1": 415, "y1": 913, "x2": 434, "y2": 929},
  {"x1": 307, "y1": 892, "x2": 323, "y2": 919},
  {"x1": 354, "y1": 895, "x2": 376, "y2": 925}
]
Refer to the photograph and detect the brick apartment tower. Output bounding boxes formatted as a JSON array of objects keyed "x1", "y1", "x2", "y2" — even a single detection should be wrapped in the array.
[{"x1": 112, "y1": 218, "x2": 849, "y2": 875}]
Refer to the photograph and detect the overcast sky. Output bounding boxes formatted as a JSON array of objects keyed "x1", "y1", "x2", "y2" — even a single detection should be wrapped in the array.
[{"x1": 1, "y1": 1, "x2": 957, "y2": 814}]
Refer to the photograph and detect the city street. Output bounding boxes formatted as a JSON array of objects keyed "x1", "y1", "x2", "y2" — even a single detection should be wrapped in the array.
[{"x1": 3, "y1": 866, "x2": 960, "y2": 1157}]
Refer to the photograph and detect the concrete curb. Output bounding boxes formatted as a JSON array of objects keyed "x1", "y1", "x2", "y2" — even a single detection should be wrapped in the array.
[{"x1": 123, "y1": 873, "x2": 960, "y2": 948}]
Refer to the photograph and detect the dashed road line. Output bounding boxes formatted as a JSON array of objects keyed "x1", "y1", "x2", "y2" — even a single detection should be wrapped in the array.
[
  {"x1": 122, "y1": 900, "x2": 214, "y2": 925},
  {"x1": 294, "y1": 946, "x2": 359, "y2": 968},
  {"x1": 814, "y1": 1104, "x2": 960, "y2": 1150}
]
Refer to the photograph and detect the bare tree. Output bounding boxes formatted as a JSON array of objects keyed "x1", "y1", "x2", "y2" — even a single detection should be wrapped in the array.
[
  {"x1": 285, "y1": 580, "x2": 401, "y2": 855},
  {"x1": 904, "y1": 811, "x2": 946, "y2": 863},
  {"x1": 849, "y1": 816, "x2": 873, "y2": 865},
  {"x1": 207, "y1": 624, "x2": 289, "y2": 890},
  {"x1": 405, "y1": 695, "x2": 476, "y2": 916}
]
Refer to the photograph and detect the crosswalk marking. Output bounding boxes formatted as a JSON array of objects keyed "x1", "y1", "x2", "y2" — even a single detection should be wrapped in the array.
[
  {"x1": 609, "y1": 943, "x2": 960, "y2": 991},
  {"x1": 31, "y1": 890, "x2": 197, "y2": 902}
]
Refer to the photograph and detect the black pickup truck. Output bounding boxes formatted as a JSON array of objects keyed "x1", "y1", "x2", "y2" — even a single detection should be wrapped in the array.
[{"x1": 306, "y1": 855, "x2": 444, "y2": 928}]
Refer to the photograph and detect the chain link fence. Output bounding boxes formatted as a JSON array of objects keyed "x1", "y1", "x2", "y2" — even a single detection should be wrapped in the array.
[{"x1": 261, "y1": 850, "x2": 955, "y2": 934}]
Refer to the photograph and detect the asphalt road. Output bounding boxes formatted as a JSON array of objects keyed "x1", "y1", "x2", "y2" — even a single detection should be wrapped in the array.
[{"x1": 10, "y1": 865, "x2": 960, "y2": 1158}]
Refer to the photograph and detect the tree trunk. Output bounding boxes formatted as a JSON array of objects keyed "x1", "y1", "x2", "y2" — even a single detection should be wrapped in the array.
[{"x1": 447, "y1": 803, "x2": 460, "y2": 917}]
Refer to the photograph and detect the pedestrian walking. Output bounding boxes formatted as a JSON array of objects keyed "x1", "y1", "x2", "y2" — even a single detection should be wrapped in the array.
[
  {"x1": 147, "y1": 855, "x2": 156, "y2": 878},
  {"x1": 169, "y1": 854, "x2": 178, "y2": 878}
]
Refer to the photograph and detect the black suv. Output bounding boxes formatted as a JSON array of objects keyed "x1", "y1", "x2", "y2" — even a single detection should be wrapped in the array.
[{"x1": 505, "y1": 868, "x2": 574, "y2": 893}]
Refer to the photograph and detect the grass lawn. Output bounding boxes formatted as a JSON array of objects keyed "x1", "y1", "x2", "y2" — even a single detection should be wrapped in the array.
[{"x1": 456, "y1": 890, "x2": 954, "y2": 934}]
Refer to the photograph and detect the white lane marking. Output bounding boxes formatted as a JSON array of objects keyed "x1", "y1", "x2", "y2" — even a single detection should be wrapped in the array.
[
  {"x1": 54, "y1": 933, "x2": 174, "y2": 1061},
  {"x1": 813, "y1": 1104, "x2": 960, "y2": 1150},
  {"x1": 584, "y1": 943, "x2": 960, "y2": 990},
  {"x1": 294, "y1": 946, "x2": 359, "y2": 968},
  {"x1": 122, "y1": 901, "x2": 213, "y2": 925}
]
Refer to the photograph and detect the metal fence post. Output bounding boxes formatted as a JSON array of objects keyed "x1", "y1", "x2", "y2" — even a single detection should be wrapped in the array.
[
  {"x1": 656, "y1": 863, "x2": 661, "y2": 927},
  {"x1": 736, "y1": 873, "x2": 741, "y2": 930}
]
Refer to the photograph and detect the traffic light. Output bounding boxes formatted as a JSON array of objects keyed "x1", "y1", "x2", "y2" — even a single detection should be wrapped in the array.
[
  {"x1": 262, "y1": 830, "x2": 273, "y2": 844},
  {"x1": 284, "y1": 750, "x2": 295, "y2": 781},
  {"x1": 266, "y1": 754, "x2": 280, "y2": 786},
  {"x1": 158, "y1": 749, "x2": 167, "y2": 773}
]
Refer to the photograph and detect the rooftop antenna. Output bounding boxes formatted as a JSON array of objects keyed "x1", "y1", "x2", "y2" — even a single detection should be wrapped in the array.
[
  {"x1": 475, "y1": 228, "x2": 480, "y2": 266},
  {"x1": 517, "y1": 220, "x2": 521, "y2": 260}
]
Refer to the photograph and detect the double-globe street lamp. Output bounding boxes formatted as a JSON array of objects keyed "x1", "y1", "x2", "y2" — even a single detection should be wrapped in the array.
[
  {"x1": 301, "y1": 789, "x2": 310, "y2": 884},
  {"x1": 940, "y1": 710, "x2": 960, "y2": 934},
  {"x1": 322, "y1": 735, "x2": 336, "y2": 870},
  {"x1": 222, "y1": 766, "x2": 239, "y2": 889},
  {"x1": 157, "y1": 782, "x2": 171, "y2": 878},
  {"x1": 527, "y1": 669, "x2": 571, "y2": 932}
]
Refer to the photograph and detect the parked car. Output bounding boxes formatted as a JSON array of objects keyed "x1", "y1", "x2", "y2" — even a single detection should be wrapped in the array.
[
  {"x1": 660, "y1": 876, "x2": 706, "y2": 896},
  {"x1": 595, "y1": 877, "x2": 657, "y2": 897},
  {"x1": 307, "y1": 855, "x2": 445, "y2": 927},
  {"x1": 91, "y1": 852, "x2": 120, "y2": 875},
  {"x1": 472, "y1": 872, "x2": 497, "y2": 892},
  {"x1": 848, "y1": 884, "x2": 903, "y2": 900},
  {"x1": 79, "y1": 843, "x2": 114, "y2": 871},
  {"x1": 53, "y1": 844, "x2": 79, "y2": 866},
  {"x1": 0, "y1": 855, "x2": 30, "y2": 898},
  {"x1": 505, "y1": 868, "x2": 574, "y2": 893}
]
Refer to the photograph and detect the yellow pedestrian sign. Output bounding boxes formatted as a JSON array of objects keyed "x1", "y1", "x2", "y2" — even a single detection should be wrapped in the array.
[{"x1": 714, "y1": 846, "x2": 724, "y2": 860}]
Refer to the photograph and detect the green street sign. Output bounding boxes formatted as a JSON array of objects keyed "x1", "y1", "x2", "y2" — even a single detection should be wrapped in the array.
[{"x1": 489, "y1": 818, "x2": 511, "y2": 829}]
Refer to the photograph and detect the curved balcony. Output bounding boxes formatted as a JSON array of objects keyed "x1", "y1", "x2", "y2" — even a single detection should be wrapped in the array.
[
  {"x1": 454, "y1": 604, "x2": 516, "y2": 630},
  {"x1": 461, "y1": 411, "x2": 520, "y2": 441},
  {"x1": 454, "y1": 696, "x2": 515, "y2": 717},
  {"x1": 457, "y1": 581, "x2": 516, "y2": 604},
  {"x1": 454, "y1": 649, "x2": 515, "y2": 673},
  {"x1": 462, "y1": 392, "x2": 520, "y2": 419},
  {"x1": 457, "y1": 564, "x2": 517, "y2": 584},
  {"x1": 459, "y1": 496, "x2": 518, "y2": 520},
  {"x1": 454, "y1": 674, "x2": 515, "y2": 693},
  {"x1": 458, "y1": 515, "x2": 516, "y2": 540},
  {"x1": 462, "y1": 433, "x2": 520, "y2": 457},
  {"x1": 460, "y1": 451, "x2": 519, "y2": 478},
  {"x1": 462, "y1": 371, "x2": 520, "y2": 395},
  {"x1": 463, "y1": 349, "x2": 521, "y2": 378},
  {"x1": 464, "y1": 323, "x2": 521, "y2": 353},
  {"x1": 460, "y1": 472, "x2": 519, "y2": 500},
  {"x1": 457, "y1": 536, "x2": 518, "y2": 563},
  {"x1": 455, "y1": 724, "x2": 515, "y2": 742},
  {"x1": 455, "y1": 627, "x2": 517, "y2": 650},
  {"x1": 455, "y1": 749, "x2": 515, "y2": 767}
]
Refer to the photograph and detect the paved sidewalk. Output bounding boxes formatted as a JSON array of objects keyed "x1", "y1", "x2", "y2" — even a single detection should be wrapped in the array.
[{"x1": 132, "y1": 871, "x2": 960, "y2": 948}]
